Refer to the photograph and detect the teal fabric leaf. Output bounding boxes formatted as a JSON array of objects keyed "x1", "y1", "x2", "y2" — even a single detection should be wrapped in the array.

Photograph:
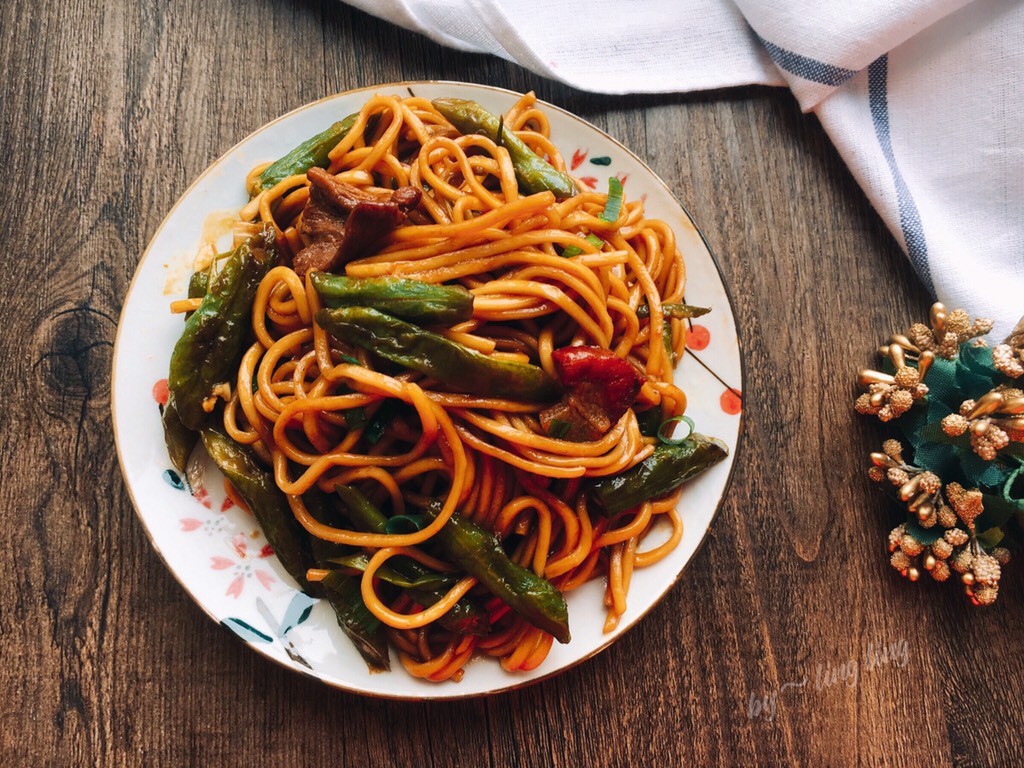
[
  {"x1": 221, "y1": 617, "x2": 273, "y2": 644},
  {"x1": 895, "y1": 402, "x2": 929, "y2": 451},
  {"x1": 975, "y1": 493, "x2": 1023, "y2": 531},
  {"x1": 907, "y1": 437, "x2": 960, "y2": 481},
  {"x1": 958, "y1": 343, "x2": 996, "y2": 375},
  {"x1": 1005, "y1": 462, "x2": 1024, "y2": 493},
  {"x1": 954, "y1": 345, "x2": 999, "y2": 400},
  {"x1": 1003, "y1": 443, "x2": 1024, "y2": 461},
  {"x1": 905, "y1": 520, "x2": 944, "y2": 545},
  {"x1": 962, "y1": 453, "x2": 1008, "y2": 488},
  {"x1": 280, "y1": 592, "x2": 318, "y2": 636},
  {"x1": 920, "y1": 355, "x2": 962, "y2": 410},
  {"x1": 917, "y1": 421, "x2": 951, "y2": 444},
  {"x1": 977, "y1": 527, "x2": 1005, "y2": 548}
]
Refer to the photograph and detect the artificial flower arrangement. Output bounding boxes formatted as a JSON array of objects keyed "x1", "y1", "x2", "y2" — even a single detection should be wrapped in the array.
[{"x1": 856, "y1": 304, "x2": 1024, "y2": 604}]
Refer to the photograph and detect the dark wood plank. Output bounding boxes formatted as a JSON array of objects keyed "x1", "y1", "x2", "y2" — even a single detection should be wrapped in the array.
[{"x1": 2, "y1": 0, "x2": 1022, "y2": 765}]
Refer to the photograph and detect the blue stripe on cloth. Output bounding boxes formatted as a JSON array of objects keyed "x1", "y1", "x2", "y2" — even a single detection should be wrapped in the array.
[
  {"x1": 755, "y1": 34, "x2": 858, "y2": 87},
  {"x1": 868, "y1": 55, "x2": 935, "y2": 294}
]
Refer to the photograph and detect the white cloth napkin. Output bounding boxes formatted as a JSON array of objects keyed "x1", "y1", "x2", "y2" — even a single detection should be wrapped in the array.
[{"x1": 342, "y1": 0, "x2": 1023, "y2": 338}]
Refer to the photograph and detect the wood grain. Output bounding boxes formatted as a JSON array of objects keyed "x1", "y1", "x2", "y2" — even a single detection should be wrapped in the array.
[{"x1": 1, "y1": 0, "x2": 1021, "y2": 765}]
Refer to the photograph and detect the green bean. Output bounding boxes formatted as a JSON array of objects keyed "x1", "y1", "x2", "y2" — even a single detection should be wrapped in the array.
[
  {"x1": 316, "y1": 306, "x2": 560, "y2": 402},
  {"x1": 590, "y1": 434, "x2": 729, "y2": 517},
  {"x1": 310, "y1": 273, "x2": 474, "y2": 325},
  {"x1": 432, "y1": 98, "x2": 578, "y2": 200}
]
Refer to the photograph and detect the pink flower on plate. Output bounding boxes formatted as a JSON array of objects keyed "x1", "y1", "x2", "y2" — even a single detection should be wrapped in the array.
[
  {"x1": 193, "y1": 486, "x2": 212, "y2": 509},
  {"x1": 209, "y1": 533, "x2": 277, "y2": 598},
  {"x1": 179, "y1": 514, "x2": 230, "y2": 537}
]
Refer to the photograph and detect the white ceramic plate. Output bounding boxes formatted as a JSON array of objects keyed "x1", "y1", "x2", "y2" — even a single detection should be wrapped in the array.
[{"x1": 113, "y1": 82, "x2": 743, "y2": 699}]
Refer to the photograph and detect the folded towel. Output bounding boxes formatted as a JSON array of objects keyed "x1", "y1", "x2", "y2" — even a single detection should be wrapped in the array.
[{"x1": 341, "y1": 0, "x2": 1024, "y2": 337}]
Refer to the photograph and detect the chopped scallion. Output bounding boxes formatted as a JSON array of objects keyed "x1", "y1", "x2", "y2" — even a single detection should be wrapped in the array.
[
  {"x1": 599, "y1": 177, "x2": 623, "y2": 222},
  {"x1": 657, "y1": 415, "x2": 696, "y2": 445},
  {"x1": 547, "y1": 418, "x2": 572, "y2": 439},
  {"x1": 344, "y1": 406, "x2": 367, "y2": 430},
  {"x1": 560, "y1": 233, "x2": 605, "y2": 259}
]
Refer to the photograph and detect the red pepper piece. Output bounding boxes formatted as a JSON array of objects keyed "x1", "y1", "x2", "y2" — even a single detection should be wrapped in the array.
[{"x1": 540, "y1": 346, "x2": 643, "y2": 442}]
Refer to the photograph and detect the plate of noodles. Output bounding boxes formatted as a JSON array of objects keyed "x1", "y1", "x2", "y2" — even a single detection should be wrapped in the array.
[{"x1": 113, "y1": 82, "x2": 743, "y2": 699}]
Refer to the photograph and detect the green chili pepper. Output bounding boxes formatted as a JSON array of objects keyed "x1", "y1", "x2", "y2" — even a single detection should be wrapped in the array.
[
  {"x1": 167, "y1": 233, "x2": 273, "y2": 431},
  {"x1": 254, "y1": 113, "x2": 358, "y2": 193},
  {"x1": 432, "y1": 98, "x2": 578, "y2": 200},
  {"x1": 634, "y1": 303, "x2": 710, "y2": 367},
  {"x1": 636, "y1": 302, "x2": 711, "y2": 320},
  {"x1": 161, "y1": 399, "x2": 198, "y2": 474},
  {"x1": 329, "y1": 553, "x2": 455, "y2": 591},
  {"x1": 590, "y1": 433, "x2": 729, "y2": 517},
  {"x1": 310, "y1": 273, "x2": 474, "y2": 325},
  {"x1": 635, "y1": 405, "x2": 664, "y2": 438},
  {"x1": 187, "y1": 267, "x2": 209, "y2": 301},
  {"x1": 663, "y1": 322, "x2": 676, "y2": 366},
  {"x1": 162, "y1": 252, "x2": 242, "y2": 470},
  {"x1": 410, "y1": 587, "x2": 490, "y2": 636},
  {"x1": 199, "y1": 427, "x2": 314, "y2": 589},
  {"x1": 334, "y1": 484, "x2": 390, "y2": 534},
  {"x1": 334, "y1": 485, "x2": 490, "y2": 636},
  {"x1": 424, "y1": 501, "x2": 570, "y2": 644},
  {"x1": 316, "y1": 307, "x2": 560, "y2": 402},
  {"x1": 343, "y1": 406, "x2": 367, "y2": 430},
  {"x1": 303, "y1": 489, "x2": 391, "y2": 672},
  {"x1": 319, "y1": 571, "x2": 391, "y2": 672}
]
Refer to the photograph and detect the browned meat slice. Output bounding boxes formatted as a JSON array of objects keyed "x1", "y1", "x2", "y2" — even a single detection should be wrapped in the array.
[
  {"x1": 293, "y1": 167, "x2": 421, "y2": 276},
  {"x1": 540, "y1": 381, "x2": 616, "y2": 442}
]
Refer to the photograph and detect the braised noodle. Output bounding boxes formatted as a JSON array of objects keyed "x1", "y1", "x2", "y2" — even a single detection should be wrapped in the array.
[{"x1": 181, "y1": 91, "x2": 694, "y2": 682}]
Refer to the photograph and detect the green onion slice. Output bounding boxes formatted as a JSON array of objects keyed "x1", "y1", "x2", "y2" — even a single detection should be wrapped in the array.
[
  {"x1": 546, "y1": 418, "x2": 572, "y2": 439},
  {"x1": 657, "y1": 415, "x2": 695, "y2": 445},
  {"x1": 599, "y1": 177, "x2": 623, "y2": 222}
]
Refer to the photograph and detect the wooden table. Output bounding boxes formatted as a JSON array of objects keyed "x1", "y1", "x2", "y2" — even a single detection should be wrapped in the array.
[{"x1": 3, "y1": 1, "x2": 1021, "y2": 765}]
